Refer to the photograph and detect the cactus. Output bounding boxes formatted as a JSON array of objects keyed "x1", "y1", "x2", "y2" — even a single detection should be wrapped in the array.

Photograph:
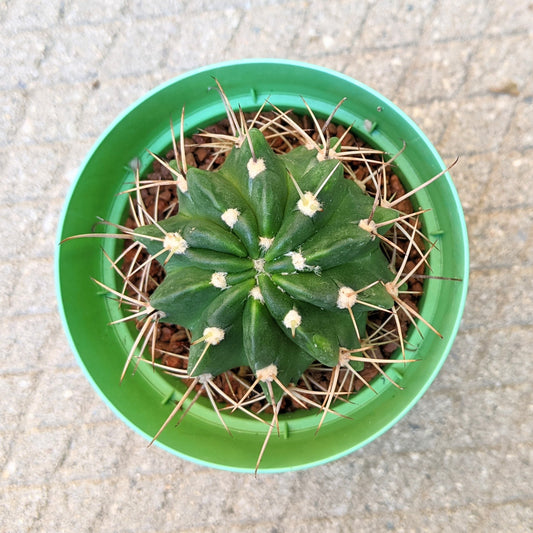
[{"x1": 133, "y1": 124, "x2": 401, "y2": 406}]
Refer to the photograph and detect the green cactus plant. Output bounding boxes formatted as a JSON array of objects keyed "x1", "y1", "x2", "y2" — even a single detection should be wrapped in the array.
[{"x1": 133, "y1": 126, "x2": 401, "y2": 407}]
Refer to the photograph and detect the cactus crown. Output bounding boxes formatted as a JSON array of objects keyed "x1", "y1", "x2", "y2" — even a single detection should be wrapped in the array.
[{"x1": 134, "y1": 124, "x2": 399, "y2": 402}]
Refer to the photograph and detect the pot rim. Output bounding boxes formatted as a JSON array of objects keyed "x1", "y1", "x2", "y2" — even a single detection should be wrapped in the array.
[{"x1": 55, "y1": 59, "x2": 469, "y2": 473}]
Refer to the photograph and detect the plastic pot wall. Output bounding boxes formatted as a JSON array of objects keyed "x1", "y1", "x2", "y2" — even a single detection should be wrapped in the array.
[{"x1": 56, "y1": 59, "x2": 469, "y2": 473}]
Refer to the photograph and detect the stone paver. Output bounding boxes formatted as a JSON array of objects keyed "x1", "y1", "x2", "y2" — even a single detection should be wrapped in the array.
[{"x1": 1, "y1": 0, "x2": 532, "y2": 532}]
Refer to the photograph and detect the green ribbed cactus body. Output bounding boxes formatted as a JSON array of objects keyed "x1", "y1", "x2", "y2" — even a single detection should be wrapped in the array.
[{"x1": 134, "y1": 128, "x2": 398, "y2": 399}]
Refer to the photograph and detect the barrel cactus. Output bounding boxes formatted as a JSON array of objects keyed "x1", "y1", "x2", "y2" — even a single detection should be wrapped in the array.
[{"x1": 133, "y1": 124, "x2": 403, "y2": 408}]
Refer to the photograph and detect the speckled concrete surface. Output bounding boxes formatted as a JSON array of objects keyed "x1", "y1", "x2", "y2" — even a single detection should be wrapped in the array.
[{"x1": 1, "y1": 1, "x2": 532, "y2": 531}]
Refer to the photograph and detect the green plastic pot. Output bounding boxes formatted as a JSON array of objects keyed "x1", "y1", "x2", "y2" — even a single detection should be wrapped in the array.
[{"x1": 55, "y1": 59, "x2": 469, "y2": 473}]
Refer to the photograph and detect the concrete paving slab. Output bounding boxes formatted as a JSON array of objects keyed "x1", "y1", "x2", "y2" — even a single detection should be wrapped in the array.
[{"x1": 1, "y1": 0, "x2": 532, "y2": 531}]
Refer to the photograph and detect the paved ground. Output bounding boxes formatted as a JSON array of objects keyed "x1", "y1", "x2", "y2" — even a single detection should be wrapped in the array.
[{"x1": 1, "y1": 0, "x2": 532, "y2": 531}]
